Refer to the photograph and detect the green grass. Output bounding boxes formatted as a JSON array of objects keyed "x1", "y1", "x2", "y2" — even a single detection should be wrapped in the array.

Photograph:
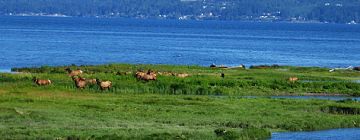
[
  {"x1": 6, "y1": 64, "x2": 360, "y2": 96},
  {"x1": 0, "y1": 90, "x2": 359, "y2": 139},
  {"x1": 0, "y1": 64, "x2": 359, "y2": 139}
]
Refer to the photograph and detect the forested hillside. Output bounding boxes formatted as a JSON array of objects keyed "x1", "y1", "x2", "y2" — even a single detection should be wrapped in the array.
[{"x1": 0, "y1": 0, "x2": 359, "y2": 23}]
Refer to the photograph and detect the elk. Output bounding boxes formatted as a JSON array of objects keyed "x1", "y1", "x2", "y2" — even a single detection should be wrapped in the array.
[
  {"x1": 176, "y1": 73, "x2": 190, "y2": 78},
  {"x1": 135, "y1": 71, "x2": 146, "y2": 79},
  {"x1": 96, "y1": 79, "x2": 112, "y2": 90},
  {"x1": 65, "y1": 68, "x2": 83, "y2": 77},
  {"x1": 289, "y1": 77, "x2": 299, "y2": 82},
  {"x1": 86, "y1": 78, "x2": 97, "y2": 85},
  {"x1": 72, "y1": 76, "x2": 87, "y2": 89},
  {"x1": 158, "y1": 71, "x2": 173, "y2": 76},
  {"x1": 135, "y1": 70, "x2": 157, "y2": 81},
  {"x1": 33, "y1": 77, "x2": 52, "y2": 86}
]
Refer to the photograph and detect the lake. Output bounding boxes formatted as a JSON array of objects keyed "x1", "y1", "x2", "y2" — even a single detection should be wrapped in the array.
[{"x1": 0, "y1": 16, "x2": 360, "y2": 69}]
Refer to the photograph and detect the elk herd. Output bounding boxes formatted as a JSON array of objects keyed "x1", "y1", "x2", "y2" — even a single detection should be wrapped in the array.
[
  {"x1": 31, "y1": 68, "x2": 193, "y2": 91},
  {"x1": 32, "y1": 67, "x2": 300, "y2": 90},
  {"x1": 33, "y1": 68, "x2": 113, "y2": 90}
]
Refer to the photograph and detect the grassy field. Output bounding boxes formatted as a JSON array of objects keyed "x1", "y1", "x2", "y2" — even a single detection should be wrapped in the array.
[
  {"x1": 0, "y1": 64, "x2": 359, "y2": 139},
  {"x1": 7, "y1": 64, "x2": 360, "y2": 96}
]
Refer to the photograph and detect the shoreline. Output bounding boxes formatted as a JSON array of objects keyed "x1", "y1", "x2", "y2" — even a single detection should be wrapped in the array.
[
  {"x1": 271, "y1": 128, "x2": 360, "y2": 140},
  {"x1": 5, "y1": 62, "x2": 360, "y2": 71},
  {"x1": 1, "y1": 15, "x2": 357, "y2": 25}
]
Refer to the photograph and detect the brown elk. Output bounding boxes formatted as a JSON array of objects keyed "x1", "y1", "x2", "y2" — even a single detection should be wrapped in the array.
[
  {"x1": 116, "y1": 71, "x2": 132, "y2": 76},
  {"x1": 72, "y1": 76, "x2": 87, "y2": 89},
  {"x1": 158, "y1": 71, "x2": 173, "y2": 76},
  {"x1": 289, "y1": 77, "x2": 299, "y2": 82},
  {"x1": 135, "y1": 70, "x2": 157, "y2": 81},
  {"x1": 33, "y1": 77, "x2": 52, "y2": 86},
  {"x1": 176, "y1": 73, "x2": 190, "y2": 78},
  {"x1": 135, "y1": 71, "x2": 146, "y2": 79},
  {"x1": 142, "y1": 74, "x2": 157, "y2": 81},
  {"x1": 86, "y1": 78, "x2": 97, "y2": 85},
  {"x1": 65, "y1": 68, "x2": 83, "y2": 77},
  {"x1": 96, "y1": 79, "x2": 112, "y2": 90}
]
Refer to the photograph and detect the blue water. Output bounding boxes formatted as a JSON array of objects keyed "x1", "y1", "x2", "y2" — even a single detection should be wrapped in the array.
[
  {"x1": 243, "y1": 96, "x2": 360, "y2": 101},
  {"x1": 271, "y1": 128, "x2": 360, "y2": 140},
  {"x1": 0, "y1": 69, "x2": 11, "y2": 72},
  {"x1": 270, "y1": 96, "x2": 360, "y2": 101},
  {"x1": 0, "y1": 16, "x2": 360, "y2": 69}
]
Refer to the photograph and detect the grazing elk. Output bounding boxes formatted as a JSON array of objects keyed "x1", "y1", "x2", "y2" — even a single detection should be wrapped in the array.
[
  {"x1": 135, "y1": 70, "x2": 157, "y2": 81},
  {"x1": 158, "y1": 72, "x2": 173, "y2": 76},
  {"x1": 72, "y1": 76, "x2": 87, "y2": 89},
  {"x1": 176, "y1": 73, "x2": 190, "y2": 78},
  {"x1": 289, "y1": 77, "x2": 299, "y2": 82},
  {"x1": 33, "y1": 77, "x2": 52, "y2": 86},
  {"x1": 86, "y1": 78, "x2": 97, "y2": 85},
  {"x1": 116, "y1": 71, "x2": 132, "y2": 76},
  {"x1": 135, "y1": 71, "x2": 146, "y2": 79},
  {"x1": 142, "y1": 74, "x2": 157, "y2": 81},
  {"x1": 96, "y1": 79, "x2": 112, "y2": 90},
  {"x1": 65, "y1": 68, "x2": 83, "y2": 77}
]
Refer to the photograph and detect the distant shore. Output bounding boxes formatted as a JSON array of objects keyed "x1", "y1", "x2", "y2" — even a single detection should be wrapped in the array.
[{"x1": 2, "y1": 14, "x2": 357, "y2": 25}]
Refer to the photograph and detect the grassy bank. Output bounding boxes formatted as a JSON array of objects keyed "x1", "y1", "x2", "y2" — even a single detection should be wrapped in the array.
[
  {"x1": 0, "y1": 90, "x2": 359, "y2": 139},
  {"x1": 6, "y1": 64, "x2": 360, "y2": 96},
  {"x1": 0, "y1": 64, "x2": 359, "y2": 139}
]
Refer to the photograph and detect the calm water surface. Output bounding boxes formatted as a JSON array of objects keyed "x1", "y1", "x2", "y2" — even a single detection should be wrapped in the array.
[
  {"x1": 1, "y1": 16, "x2": 360, "y2": 69},
  {"x1": 1, "y1": 16, "x2": 359, "y2": 139},
  {"x1": 271, "y1": 128, "x2": 360, "y2": 140},
  {"x1": 270, "y1": 96, "x2": 360, "y2": 101}
]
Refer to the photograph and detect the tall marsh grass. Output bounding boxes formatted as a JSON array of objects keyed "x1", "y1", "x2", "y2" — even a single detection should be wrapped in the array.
[{"x1": 5, "y1": 64, "x2": 360, "y2": 96}]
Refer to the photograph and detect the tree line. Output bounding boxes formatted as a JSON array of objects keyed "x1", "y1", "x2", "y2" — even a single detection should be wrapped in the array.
[{"x1": 0, "y1": 0, "x2": 359, "y2": 23}]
